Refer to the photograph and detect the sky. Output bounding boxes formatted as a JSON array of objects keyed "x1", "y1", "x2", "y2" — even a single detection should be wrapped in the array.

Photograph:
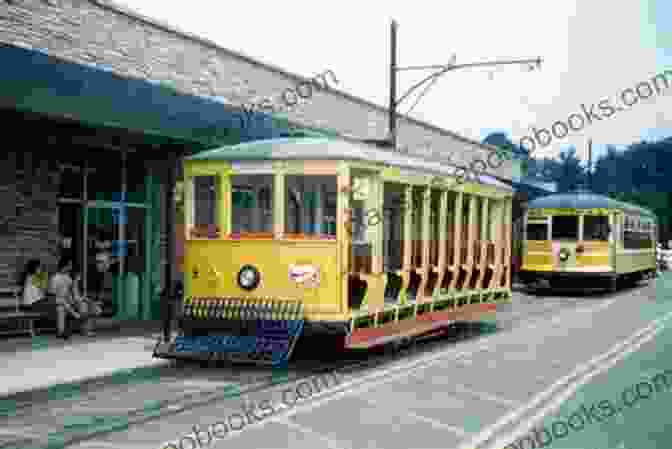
[{"x1": 118, "y1": 0, "x2": 671, "y2": 164}]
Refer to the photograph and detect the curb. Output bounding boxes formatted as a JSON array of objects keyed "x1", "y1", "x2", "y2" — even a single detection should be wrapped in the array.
[{"x1": 0, "y1": 358, "x2": 173, "y2": 416}]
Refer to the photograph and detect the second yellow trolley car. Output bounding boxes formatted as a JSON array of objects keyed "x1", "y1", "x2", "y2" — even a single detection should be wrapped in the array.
[
  {"x1": 520, "y1": 188, "x2": 657, "y2": 292},
  {"x1": 154, "y1": 137, "x2": 514, "y2": 365}
]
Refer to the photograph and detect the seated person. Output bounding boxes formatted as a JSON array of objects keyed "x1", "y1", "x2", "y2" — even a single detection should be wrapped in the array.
[
  {"x1": 19, "y1": 259, "x2": 54, "y2": 314},
  {"x1": 49, "y1": 257, "x2": 101, "y2": 338}
]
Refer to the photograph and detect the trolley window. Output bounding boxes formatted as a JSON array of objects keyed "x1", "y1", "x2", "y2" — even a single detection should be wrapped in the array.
[
  {"x1": 526, "y1": 221, "x2": 548, "y2": 240},
  {"x1": 583, "y1": 215, "x2": 610, "y2": 241},
  {"x1": 551, "y1": 215, "x2": 578, "y2": 240},
  {"x1": 285, "y1": 175, "x2": 337, "y2": 238},
  {"x1": 231, "y1": 174, "x2": 274, "y2": 235},
  {"x1": 624, "y1": 214, "x2": 653, "y2": 249},
  {"x1": 190, "y1": 175, "x2": 220, "y2": 239}
]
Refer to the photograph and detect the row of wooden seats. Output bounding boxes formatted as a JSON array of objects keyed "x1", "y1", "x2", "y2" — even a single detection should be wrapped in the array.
[{"x1": 348, "y1": 238, "x2": 508, "y2": 308}]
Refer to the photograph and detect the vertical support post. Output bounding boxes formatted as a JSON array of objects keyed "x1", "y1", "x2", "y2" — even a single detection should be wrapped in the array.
[
  {"x1": 337, "y1": 163, "x2": 350, "y2": 312},
  {"x1": 449, "y1": 192, "x2": 463, "y2": 291},
  {"x1": 400, "y1": 184, "x2": 413, "y2": 303},
  {"x1": 219, "y1": 170, "x2": 231, "y2": 237},
  {"x1": 488, "y1": 200, "x2": 501, "y2": 290},
  {"x1": 142, "y1": 167, "x2": 153, "y2": 321},
  {"x1": 362, "y1": 174, "x2": 386, "y2": 313},
  {"x1": 163, "y1": 152, "x2": 177, "y2": 343},
  {"x1": 273, "y1": 172, "x2": 286, "y2": 238},
  {"x1": 464, "y1": 195, "x2": 477, "y2": 291},
  {"x1": 403, "y1": 185, "x2": 413, "y2": 268},
  {"x1": 251, "y1": 186, "x2": 261, "y2": 233},
  {"x1": 370, "y1": 176, "x2": 384, "y2": 274},
  {"x1": 497, "y1": 199, "x2": 507, "y2": 288},
  {"x1": 119, "y1": 151, "x2": 127, "y2": 318},
  {"x1": 435, "y1": 189, "x2": 448, "y2": 297},
  {"x1": 476, "y1": 197, "x2": 489, "y2": 291},
  {"x1": 418, "y1": 185, "x2": 431, "y2": 302},
  {"x1": 314, "y1": 185, "x2": 323, "y2": 234},
  {"x1": 481, "y1": 198, "x2": 489, "y2": 242},
  {"x1": 578, "y1": 215, "x2": 584, "y2": 242},
  {"x1": 82, "y1": 160, "x2": 89, "y2": 296},
  {"x1": 521, "y1": 205, "x2": 527, "y2": 262},
  {"x1": 505, "y1": 198, "x2": 513, "y2": 289}
]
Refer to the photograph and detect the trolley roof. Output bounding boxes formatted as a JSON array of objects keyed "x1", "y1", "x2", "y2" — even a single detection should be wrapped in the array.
[
  {"x1": 527, "y1": 190, "x2": 656, "y2": 218},
  {"x1": 186, "y1": 137, "x2": 514, "y2": 191}
]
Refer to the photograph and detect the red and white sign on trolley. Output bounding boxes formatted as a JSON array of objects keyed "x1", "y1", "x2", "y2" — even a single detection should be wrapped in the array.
[{"x1": 289, "y1": 264, "x2": 320, "y2": 288}]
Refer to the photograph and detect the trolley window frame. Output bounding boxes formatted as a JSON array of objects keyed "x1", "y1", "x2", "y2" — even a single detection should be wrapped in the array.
[{"x1": 525, "y1": 217, "x2": 550, "y2": 241}]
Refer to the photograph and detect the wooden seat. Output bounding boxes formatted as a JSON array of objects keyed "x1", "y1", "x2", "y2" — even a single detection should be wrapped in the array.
[{"x1": 0, "y1": 287, "x2": 44, "y2": 337}]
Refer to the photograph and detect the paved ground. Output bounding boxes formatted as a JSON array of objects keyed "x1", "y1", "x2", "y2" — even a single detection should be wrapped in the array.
[
  {"x1": 0, "y1": 276, "x2": 670, "y2": 449},
  {"x1": 0, "y1": 321, "x2": 169, "y2": 398}
]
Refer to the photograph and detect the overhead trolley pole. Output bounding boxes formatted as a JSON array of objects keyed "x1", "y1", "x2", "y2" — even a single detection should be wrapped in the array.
[{"x1": 387, "y1": 20, "x2": 543, "y2": 154}]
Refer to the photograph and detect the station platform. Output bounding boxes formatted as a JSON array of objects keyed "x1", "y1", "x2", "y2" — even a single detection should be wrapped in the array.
[{"x1": 0, "y1": 320, "x2": 169, "y2": 400}]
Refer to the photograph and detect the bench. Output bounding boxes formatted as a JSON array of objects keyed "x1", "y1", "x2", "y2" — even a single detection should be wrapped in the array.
[{"x1": 0, "y1": 287, "x2": 45, "y2": 337}]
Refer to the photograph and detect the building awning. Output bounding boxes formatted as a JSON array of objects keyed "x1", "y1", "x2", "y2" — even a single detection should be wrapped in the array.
[{"x1": 0, "y1": 44, "x2": 328, "y2": 147}]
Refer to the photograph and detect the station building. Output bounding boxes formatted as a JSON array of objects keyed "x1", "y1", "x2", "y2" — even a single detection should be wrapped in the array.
[{"x1": 0, "y1": 0, "x2": 517, "y2": 322}]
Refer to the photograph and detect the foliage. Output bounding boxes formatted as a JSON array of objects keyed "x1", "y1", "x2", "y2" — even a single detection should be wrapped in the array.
[{"x1": 482, "y1": 133, "x2": 672, "y2": 240}]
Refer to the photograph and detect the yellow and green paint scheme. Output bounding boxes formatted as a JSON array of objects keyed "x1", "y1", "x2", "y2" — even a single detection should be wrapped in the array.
[
  {"x1": 178, "y1": 139, "x2": 514, "y2": 350},
  {"x1": 522, "y1": 202, "x2": 657, "y2": 288}
]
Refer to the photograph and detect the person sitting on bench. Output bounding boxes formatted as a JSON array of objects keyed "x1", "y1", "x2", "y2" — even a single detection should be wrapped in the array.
[
  {"x1": 19, "y1": 259, "x2": 55, "y2": 315},
  {"x1": 49, "y1": 257, "x2": 101, "y2": 338}
]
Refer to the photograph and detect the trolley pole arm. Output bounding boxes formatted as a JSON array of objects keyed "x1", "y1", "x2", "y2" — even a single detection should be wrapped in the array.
[{"x1": 386, "y1": 19, "x2": 542, "y2": 152}]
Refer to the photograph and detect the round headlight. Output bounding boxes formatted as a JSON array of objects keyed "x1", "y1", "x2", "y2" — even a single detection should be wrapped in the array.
[
  {"x1": 559, "y1": 248, "x2": 570, "y2": 261},
  {"x1": 238, "y1": 265, "x2": 260, "y2": 291}
]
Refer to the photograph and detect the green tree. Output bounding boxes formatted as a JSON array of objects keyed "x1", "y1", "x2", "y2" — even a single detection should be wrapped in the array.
[{"x1": 555, "y1": 147, "x2": 587, "y2": 192}]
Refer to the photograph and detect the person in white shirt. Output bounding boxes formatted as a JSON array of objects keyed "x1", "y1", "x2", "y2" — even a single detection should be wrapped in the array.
[
  {"x1": 48, "y1": 257, "x2": 100, "y2": 338},
  {"x1": 19, "y1": 259, "x2": 54, "y2": 314}
]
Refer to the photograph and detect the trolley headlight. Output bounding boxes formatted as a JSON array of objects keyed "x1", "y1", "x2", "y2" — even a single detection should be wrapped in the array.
[
  {"x1": 238, "y1": 265, "x2": 261, "y2": 291},
  {"x1": 559, "y1": 248, "x2": 570, "y2": 261}
]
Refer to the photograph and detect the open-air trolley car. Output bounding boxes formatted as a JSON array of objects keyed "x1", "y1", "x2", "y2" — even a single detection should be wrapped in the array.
[
  {"x1": 520, "y1": 189, "x2": 657, "y2": 292},
  {"x1": 153, "y1": 137, "x2": 514, "y2": 365}
]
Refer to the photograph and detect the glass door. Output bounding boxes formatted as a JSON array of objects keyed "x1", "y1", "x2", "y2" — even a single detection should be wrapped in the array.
[
  {"x1": 84, "y1": 206, "x2": 123, "y2": 318},
  {"x1": 57, "y1": 203, "x2": 84, "y2": 274}
]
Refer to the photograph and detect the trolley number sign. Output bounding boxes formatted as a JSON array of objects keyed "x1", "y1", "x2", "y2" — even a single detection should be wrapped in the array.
[{"x1": 528, "y1": 208, "x2": 612, "y2": 217}]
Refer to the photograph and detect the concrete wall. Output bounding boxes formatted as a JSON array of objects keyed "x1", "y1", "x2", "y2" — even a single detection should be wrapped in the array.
[{"x1": 0, "y1": 0, "x2": 514, "y2": 180}]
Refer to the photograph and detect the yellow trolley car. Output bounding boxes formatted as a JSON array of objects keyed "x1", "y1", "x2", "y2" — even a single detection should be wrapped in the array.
[
  {"x1": 520, "y1": 188, "x2": 657, "y2": 292},
  {"x1": 153, "y1": 137, "x2": 514, "y2": 365}
]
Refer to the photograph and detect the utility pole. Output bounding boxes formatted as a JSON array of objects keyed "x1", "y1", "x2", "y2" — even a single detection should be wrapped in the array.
[
  {"x1": 387, "y1": 20, "x2": 542, "y2": 153},
  {"x1": 588, "y1": 139, "x2": 593, "y2": 191},
  {"x1": 389, "y1": 20, "x2": 398, "y2": 152}
]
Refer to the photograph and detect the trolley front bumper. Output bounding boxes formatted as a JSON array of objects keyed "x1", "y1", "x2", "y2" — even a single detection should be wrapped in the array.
[
  {"x1": 153, "y1": 319, "x2": 304, "y2": 366},
  {"x1": 154, "y1": 297, "x2": 306, "y2": 366}
]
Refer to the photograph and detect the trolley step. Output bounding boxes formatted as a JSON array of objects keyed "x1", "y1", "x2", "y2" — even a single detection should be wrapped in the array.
[{"x1": 153, "y1": 319, "x2": 304, "y2": 366}]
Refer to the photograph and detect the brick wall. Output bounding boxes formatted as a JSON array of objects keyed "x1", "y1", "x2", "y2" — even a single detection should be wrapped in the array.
[{"x1": 0, "y1": 0, "x2": 514, "y2": 179}]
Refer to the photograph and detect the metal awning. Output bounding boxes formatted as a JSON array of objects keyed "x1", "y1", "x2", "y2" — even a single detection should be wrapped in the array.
[{"x1": 0, "y1": 44, "x2": 322, "y2": 147}]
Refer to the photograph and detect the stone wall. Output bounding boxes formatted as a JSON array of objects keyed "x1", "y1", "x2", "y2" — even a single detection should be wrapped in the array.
[
  {"x1": 0, "y1": 150, "x2": 60, "y2": 287},
  {"x1": 0, "y1": 0, "x2": 514, "y2": 179}
]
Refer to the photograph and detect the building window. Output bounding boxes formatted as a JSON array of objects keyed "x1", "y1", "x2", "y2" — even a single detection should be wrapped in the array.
[
  {"x1": 583, "y1": 215, "x2": 610, "y2": 241},
  {"x1": 126, "y1": 160, "x2": 147, "y2": 203},
  {"x1": 88, "y1": 151, "x2": 122, "y2": 202},
  {"x1": 551, "y1": 215, "x2": 578, "y2": 240},
  {"x1": 59, "y1": 166, "x2": 83, "y2": 200}
]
